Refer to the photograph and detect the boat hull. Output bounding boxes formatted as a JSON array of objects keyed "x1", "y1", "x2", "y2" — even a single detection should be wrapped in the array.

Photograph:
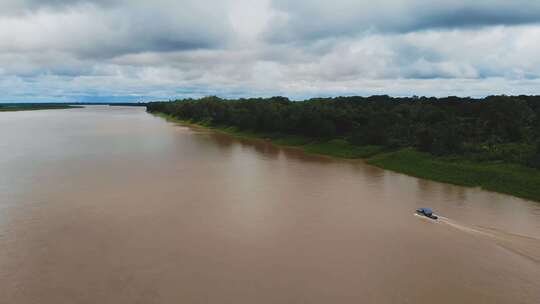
[{"x1": 415, "y1": 210, "x2": 438, "y2": 220}]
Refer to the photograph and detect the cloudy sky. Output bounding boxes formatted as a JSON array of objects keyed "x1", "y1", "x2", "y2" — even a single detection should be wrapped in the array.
[{"x1": 1, "y1": 0, "x2": 540, "y2": 102}]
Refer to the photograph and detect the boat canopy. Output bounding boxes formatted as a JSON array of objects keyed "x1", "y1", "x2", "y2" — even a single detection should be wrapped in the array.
[{"x1": 418, "y1": 208, "x2": 433, "y2": 216}]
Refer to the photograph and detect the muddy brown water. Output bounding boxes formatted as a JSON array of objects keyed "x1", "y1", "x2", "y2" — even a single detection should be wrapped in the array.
[{"x1": 1, "y1": 106, "x2": 539, "y2": 303}]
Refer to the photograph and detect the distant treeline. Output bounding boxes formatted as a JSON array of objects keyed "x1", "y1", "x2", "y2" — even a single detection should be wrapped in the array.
[
  {"x1": 147, "y1": 95, "x2": 540, "y2": 168},
  {"x1": 67, "y1": 102, "x2": 147, "y2": 106},
  {"x1": 107, "y1": 103, "x2": 148, "y2": 107},
  {"x1": 0, "y1": 103, "x2": 79, "y2": 111},
  {"x1": 0, "y1": 102, "x2": 147, "y2": 110}
]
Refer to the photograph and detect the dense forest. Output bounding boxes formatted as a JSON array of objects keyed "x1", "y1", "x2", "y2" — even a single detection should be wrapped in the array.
[{"x1": 147, "y1": 95, "x2": 540, "y2": 169}]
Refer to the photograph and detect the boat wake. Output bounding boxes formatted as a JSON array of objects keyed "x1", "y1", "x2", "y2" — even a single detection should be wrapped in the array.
[
  {"x1": 438, "y1": 216, "x2": 493, "y2": 236},
  {"x1": 430, "y1": 215, "x2": 540, "y2": 264}
]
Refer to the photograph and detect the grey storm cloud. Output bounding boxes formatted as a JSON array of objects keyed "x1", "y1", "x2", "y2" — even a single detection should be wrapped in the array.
[
  {"x1": 0, "y1": 0, "x2": 232, "y2": 59},
  {"x1": 0, "y1": 0, "x2": 118, "y2": 15},
  {"x1": 266, "y1": 0, "x2": 540, "y2": 42},
  {"x1": 0, "y1": 0, "x2": 540, "y2": 101}
]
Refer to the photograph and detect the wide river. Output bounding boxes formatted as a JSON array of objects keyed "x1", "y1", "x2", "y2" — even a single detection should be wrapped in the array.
[{"x1": 1, "y1": 106, "x2": 539, "y2": 303}]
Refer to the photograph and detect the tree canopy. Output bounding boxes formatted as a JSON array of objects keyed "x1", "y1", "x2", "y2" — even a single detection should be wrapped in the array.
[{"x1": 147, "y1": 95, "x2": 540, "y2": 168}]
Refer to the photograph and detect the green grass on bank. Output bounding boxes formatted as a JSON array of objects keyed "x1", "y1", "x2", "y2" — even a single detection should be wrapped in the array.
[
  {"x1": 303, "y1": 140, "x2": 386, "y2": 158},
  {"x1": 0, "y1": 104, "x2": 80, "y2": 112},
  {"x1": 153, "y1": 112, "x2": 540, "y2": 202},
  {"x1": 369, "y1": 149, "x2": 540, "y2": 202}
]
